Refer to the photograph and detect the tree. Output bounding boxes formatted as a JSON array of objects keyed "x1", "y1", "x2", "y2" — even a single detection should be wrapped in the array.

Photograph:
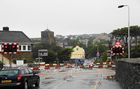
[
  {"x1": 85, "y1": 41, "x2": 108, "y2": 59},
  {"x1": 101, "y1": 52, "x2": 108, "y2": 62},
  {"x1": 45, "y1": 50, "x2": 57, "y2": 63},
  {"x1": 58, "y1": 48, "x2": 73, "y2": 63}
]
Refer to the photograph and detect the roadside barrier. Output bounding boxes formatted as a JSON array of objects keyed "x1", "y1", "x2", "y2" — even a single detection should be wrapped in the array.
[
  {"x1": 92, "y1": 61, "x2": 116, "y2": 68},
  {"x1": 92, "y1": 64, "x2": 116, "y2": 68},
  {"x1": 31, "y1": 62, "x2": 116, "y2": 71},
  {"x1": 33, "y1": 67, "x2": 40, "y2": 71},
  {"x1": 44, "y1": 63, "x2": 65, "y2": 70},
  {"x1": 39, "y1": 62, "x2": 45, "y2": 70}
]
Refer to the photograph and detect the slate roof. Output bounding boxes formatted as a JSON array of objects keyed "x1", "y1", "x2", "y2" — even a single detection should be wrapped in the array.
[{"x1": 0, "y1": 30, "x2": 32, "y2": 43}]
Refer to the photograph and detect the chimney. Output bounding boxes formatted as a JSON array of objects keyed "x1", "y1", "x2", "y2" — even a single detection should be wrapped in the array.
[{"x1": 3, "y1": 27, "x2": 9, "y2": 31}]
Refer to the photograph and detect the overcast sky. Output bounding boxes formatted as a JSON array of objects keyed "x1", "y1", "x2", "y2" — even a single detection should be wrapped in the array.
[{"x1": 0, "y1": 0, "x2": 140, "y2": 38}]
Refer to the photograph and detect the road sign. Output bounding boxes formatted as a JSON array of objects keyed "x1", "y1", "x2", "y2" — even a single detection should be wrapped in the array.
[{"x1": 38, "y1": 49, "x2": 48, "y2": 57}]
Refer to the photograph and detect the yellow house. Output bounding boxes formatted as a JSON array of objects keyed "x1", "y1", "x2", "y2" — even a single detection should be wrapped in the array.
[{"x1": 71, "y1": 46, "x2": 85, "y2": 59}]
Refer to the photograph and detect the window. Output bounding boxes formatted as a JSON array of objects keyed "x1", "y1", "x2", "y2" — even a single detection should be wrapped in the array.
[
  {"x1": 28, "y1": 69, "x2": 33, "y2": 74},
  {"x1": 23, "y1": 46, "x2": 26, "y2": 50},
  {"x1": 24, "y1": 69, "x2": 29, "y2": 74},
  {"x1": 19, "y1": 46, "x2": 21, "y2": 50},
  {"x1": 21, "y1": 70, "x2": 25, "y2": 74},
  {"x1": 0, "y1": 70, "x2": 19, "y2": 76},
  {"x1": 28, "y1": 45, "x2": 31, "y2": 50}
]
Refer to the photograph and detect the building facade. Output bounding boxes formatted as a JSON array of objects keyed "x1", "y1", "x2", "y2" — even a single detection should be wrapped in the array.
[
  {"x1": 71, "y1": 45, "x2": 85, "y2": 59},
  {"x1": 0, "y1": 27, "x2": 32, "y2": 64}
]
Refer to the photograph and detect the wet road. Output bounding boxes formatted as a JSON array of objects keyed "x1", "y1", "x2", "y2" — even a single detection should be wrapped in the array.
[
  {"x1": 5, "y1": 68, "x2": 121, "y2": 89},
  {"x1": 36, "y1": 68, "x2": 121, "y2": 89}
]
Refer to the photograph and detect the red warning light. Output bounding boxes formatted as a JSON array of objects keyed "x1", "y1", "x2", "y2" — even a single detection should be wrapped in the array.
[
  {"x1": 4, "y1": 45, "x2": 8, "y2": 48},
  {"x1": 12, "y1": 45, "x2": 15, "y2": 48},
  {"x1": 2, "y1": 43, "x2": 18, "y2": 54}
]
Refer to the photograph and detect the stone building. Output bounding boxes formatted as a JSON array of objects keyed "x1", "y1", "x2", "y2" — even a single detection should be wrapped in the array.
[{"x1": 41, "y1": 29, "x2": 55, "y2": 45}]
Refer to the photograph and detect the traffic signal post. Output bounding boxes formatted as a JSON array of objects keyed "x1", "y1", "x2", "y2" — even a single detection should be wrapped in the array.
[{"x1": 1, "y1": 43, "x2": 18, "y2": 67}]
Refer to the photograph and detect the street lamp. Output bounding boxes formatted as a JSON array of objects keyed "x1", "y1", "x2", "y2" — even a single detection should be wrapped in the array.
[{"x1": 118, "y1": 5, "x2": 130, "y2": 59}]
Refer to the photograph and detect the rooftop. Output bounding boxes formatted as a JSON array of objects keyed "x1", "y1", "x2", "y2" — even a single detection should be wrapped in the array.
[{"x1": 0, "y1": 27, "x2": 32, "y2": 43}]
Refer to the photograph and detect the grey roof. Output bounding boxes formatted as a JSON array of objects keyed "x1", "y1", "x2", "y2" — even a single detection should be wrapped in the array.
[{"x1": 0, "y1": 31, "x2": 32, "y2": 43}]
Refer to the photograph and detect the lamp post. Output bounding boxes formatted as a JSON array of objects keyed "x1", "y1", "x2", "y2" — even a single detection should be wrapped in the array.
[{"x1": 118, "y1": 5, "x2": 130, "y2": 59}]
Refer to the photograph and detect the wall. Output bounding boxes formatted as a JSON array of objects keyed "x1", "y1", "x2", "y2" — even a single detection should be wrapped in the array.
[
  {"x1": 0, "y1": 54, "x2": 11, "y2": 64},
  {"x1": 116, "y1": 59, "x2": 140, "y2": 89}
]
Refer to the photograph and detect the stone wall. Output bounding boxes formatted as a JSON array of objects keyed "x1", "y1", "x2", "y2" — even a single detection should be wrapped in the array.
[{"x1": 116, "y1": 59, "x2": 140, "y2": 89}]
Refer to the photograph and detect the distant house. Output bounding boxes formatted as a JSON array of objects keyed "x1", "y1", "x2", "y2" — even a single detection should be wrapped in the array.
[
  {"x1": 0, "y1": 27, "x2": 32, "y2": 64},
  {"x1": 71, "y1": 45, "x2": 85, "y2": 59}
]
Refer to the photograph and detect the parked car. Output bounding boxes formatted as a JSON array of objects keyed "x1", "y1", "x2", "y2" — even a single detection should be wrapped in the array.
[{"x1": 0, "y1": 67, "x2": 40, "y2": 89}]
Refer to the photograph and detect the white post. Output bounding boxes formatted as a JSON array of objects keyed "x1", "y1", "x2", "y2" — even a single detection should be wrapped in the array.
[
  {"x1": 118, "y1": 5, "x2": 131, "y2": 59},
  {"x1": 127, "y1": 6, "x2": 130, "y2": 59}
]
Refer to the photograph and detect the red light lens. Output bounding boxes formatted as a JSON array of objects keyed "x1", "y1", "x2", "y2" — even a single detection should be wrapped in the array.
[
  {"x1": 5, "y1": 45, "x2": 8, "y2": 48},
  {"x1": 12, "y1": 45, "x2": 15, "y2": 48}
]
